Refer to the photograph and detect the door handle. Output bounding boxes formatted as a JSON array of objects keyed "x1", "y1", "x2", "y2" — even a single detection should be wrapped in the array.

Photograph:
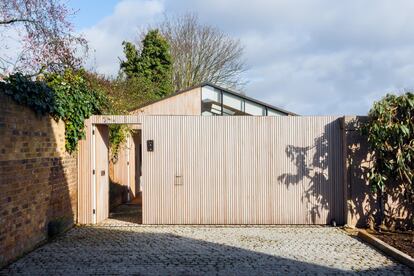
[{"x1": 175, "y1": 175, "x2": 182, "y2": 185}]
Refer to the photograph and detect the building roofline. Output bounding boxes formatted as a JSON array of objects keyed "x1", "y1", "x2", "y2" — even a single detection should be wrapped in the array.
[
  {"x1": 127, "y1": 84, "x2": 202, "y2": 112},
  {"x1": 129, "y1": 82, "x2": 298, "y2": 116},
  {"x1": 199, "y1": 82, "x2": 298, "y2": 116}
]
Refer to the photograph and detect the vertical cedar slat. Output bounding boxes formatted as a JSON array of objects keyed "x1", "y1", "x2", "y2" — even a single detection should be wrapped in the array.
[
  {"x1": 95, "y1": 125, "x2": 109, "y2": 223},
  {"x1": 77, "y1": 119, "x2": 93, "y2": 224},
  {"x1": 142, "y1": 116, "x2": 344, "y2": 225}
]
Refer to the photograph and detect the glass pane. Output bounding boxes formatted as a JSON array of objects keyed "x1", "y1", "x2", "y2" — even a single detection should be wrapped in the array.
[
  {"x1": 267, "y1": 109, "x2": 283, "y2": 116},
  {"x1": 245, "y1": 101, "x2": 265, "y2": 115},
  {"x1": 202, "y1": 86, "x2": 222, "y2": 115},
  {"x1": 223, "y1": 92, "x2": 243, "y2": 111},
  {"x1": 202, "y1": 86, "x2": 220, "y2": 102}
]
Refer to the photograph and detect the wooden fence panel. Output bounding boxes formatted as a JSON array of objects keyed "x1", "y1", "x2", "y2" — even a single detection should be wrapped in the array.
[
  {"x1": 77, "y1": 119, "x2": 93, "y2": 224},
  {"x1": 142, "y1": 116, "x2": 344, "y2": 225},
  {"x1": 95, "y1": 125, "x2": 109, "y2": 223},
  {"x1": 110, "y1": 134, "x2": 137, "y2": 199}
]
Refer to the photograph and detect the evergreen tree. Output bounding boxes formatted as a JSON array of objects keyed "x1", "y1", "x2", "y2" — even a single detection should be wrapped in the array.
[
  {"x1": 120, "y1": 42, "x2": 140, "y2": 78},
  {"x1": 121, "y1": 30, "x2": 173, "y2": 98}
]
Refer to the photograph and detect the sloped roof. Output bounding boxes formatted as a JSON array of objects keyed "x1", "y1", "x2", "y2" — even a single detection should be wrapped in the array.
[{"x1": 130, "y1": 82, "x2": 297, "y2": 116}]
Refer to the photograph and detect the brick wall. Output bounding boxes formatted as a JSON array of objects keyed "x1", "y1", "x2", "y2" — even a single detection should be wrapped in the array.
[{"x1": 0, "y1": 94, "x2": 77, "y2": 267}]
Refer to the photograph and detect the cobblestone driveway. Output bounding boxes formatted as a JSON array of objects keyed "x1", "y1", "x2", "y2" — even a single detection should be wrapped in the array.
[{"x1": 1, "y1": 219, "x2": 412, "y2": 275}]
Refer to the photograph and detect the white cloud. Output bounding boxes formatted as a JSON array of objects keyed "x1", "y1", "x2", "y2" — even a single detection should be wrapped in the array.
[
  {"x1": 81, "y1": 0, "x2": 164, "y2": 75},
  {"x1": 81, "y1": 0, "x2": 414, "y2": 115},
  {"x1": 0, "y1": 25, "x2": 27, "y2": 75}
]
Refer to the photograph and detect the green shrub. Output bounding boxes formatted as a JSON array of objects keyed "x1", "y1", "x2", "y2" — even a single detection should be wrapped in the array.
[{"x1": 363, "y1": 92, "x2": 414, "y2": 195}]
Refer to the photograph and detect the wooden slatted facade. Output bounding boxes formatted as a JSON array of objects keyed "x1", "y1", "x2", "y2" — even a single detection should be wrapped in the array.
[
  {"x1": 77, "y1": 119, "x2": 94, "y2": 224},
  {"x1": 131, "y1": 87, "x2": 201, "y2": 116},
  {"x1": 95, "y1": 125, "x2": 109, "y2": 223},
  {"x1": 142, "y1": 116, "x2": 345, "y2": 225},
  {"x1": 89, "y1": 115, "x2": 143, "y2": 125},
  {"x1": 110, "y1": 133, "x2": 138, "y2": 199}
]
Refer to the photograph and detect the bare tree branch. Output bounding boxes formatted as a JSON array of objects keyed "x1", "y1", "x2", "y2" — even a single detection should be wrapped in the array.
[
  {"x1": 0, "y1": 0, "x2": 88, "y2": 76},
  {"x1": 137, "y1": 13, "x2": 247, "y2": 91},
  {"x1": 0, "y1": 18, "x2": 37, "y2": 25}
]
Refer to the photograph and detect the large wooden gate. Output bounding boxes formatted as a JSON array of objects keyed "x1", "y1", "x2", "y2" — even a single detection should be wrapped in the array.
[
  {"x1": 142, "y1": 116, "x2": 345, "y2": 225},
  {"x1": 78, "y1": 115, "x2": 345, "y2": 225}
]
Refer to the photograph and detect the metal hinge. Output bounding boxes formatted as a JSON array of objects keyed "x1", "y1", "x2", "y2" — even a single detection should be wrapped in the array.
[
  {"x1": 92, "y1": 130, "x2": 95, "y2": 135},
  {"x1": 93, "y1": 209, "x2": 96, "y2": 214},
  {"x1": 93, "y1": 169, "x2": 95, "y2": 175}
]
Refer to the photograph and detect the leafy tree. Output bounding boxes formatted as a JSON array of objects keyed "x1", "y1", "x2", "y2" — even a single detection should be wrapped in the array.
[
  {"x1": 84, "y1": 71, "x2": 159, "y2": 113},
  {"x1": 121, "y1": 30, "x2": 173, "y2": 98},
  {"x1": 363, "y1": 92, "x2": 414, "y2": 226}
]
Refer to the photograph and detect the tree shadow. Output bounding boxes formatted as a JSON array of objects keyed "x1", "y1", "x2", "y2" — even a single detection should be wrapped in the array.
[
  {"x1": 333, "y1": 116, "x2": 412, "y2": 229},
  {"x1": 277, "y1": 120, "x2": 342, "y2": 224},
  {"x1": 383, "y1": 182, "x2": 414, "y2": 229},
  {"x1": 1, "y1": 227, "x2": 410, "y2": 275},
  {"x1": 344, "y1": 116, "x2": 378, "y2": 228}
]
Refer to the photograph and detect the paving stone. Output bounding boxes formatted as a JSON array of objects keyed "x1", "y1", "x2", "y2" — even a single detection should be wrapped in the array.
[{"x1": 0, "y1": 220, "x2": 412, "y2": 275}]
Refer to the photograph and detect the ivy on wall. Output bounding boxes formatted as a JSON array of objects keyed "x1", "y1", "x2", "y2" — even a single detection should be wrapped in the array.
[
  {"x1": 83, "y1": 72, "x2": 158, "y2": 159},
  {"x1": 1, "y1": 70, "x2": 108, "y2": 153},
  {"x1": 46, "y1": 70, "x2": 108, "y2": 152},
  {"x1": 109, "y1": 125, "x2": 130, "y2": 161},
  {"x1": 0, "y1": 73, "x2": 56, "y2": 115}
]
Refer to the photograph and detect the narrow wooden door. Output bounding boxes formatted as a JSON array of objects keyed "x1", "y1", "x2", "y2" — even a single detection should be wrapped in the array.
[{"x1": 95, "y1": 125, "x2": 109, "y2": 223}]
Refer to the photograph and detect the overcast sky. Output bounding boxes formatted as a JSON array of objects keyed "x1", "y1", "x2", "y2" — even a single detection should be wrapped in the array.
[{"x1": 69, "y1": 0, "x2": 414, "y2": 115}]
